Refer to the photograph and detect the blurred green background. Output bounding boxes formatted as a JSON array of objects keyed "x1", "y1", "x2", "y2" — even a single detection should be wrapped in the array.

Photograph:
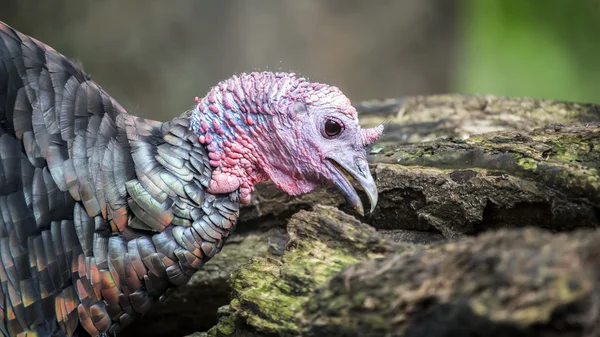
[
  {"x1": 457, "y1": 0, "x2": 600, "y2": 104},
  {"x1": 2, "y1": 0, "x2": 600, "y2": 123}
]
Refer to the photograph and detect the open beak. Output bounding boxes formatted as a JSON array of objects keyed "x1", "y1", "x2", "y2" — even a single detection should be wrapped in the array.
[{"x1": 326, "y1": 155, "x2": 378, "y2": 216}]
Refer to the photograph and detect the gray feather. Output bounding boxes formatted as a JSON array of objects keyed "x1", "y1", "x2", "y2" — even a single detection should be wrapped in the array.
[{"x1": 0, "y1": 21, "x2": 244, "y2": 337}]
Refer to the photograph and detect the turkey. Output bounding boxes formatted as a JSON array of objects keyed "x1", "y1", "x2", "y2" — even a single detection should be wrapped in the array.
[{"x1": 0, "y1": 21, "x2": 383, "y2": 337}]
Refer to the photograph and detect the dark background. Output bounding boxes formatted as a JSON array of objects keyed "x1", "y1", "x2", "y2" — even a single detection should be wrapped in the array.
[{"x1": 3, "y1": 0, "x2": 599, "y2": 123}]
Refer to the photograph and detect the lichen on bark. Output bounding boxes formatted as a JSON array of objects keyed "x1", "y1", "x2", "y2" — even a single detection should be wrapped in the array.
[
  {"x1": 364, "y1": 122, "x2": 600, "y2": 237},
  {"x1": 129, "y1": 94, "x2": 600, "y2": 337},
  {"x1": 372, "y1": 123, "x2": 599, "y2": 200},
  {"x1": 301, "y1": 228, "x2": 600, "y2": 337},
  {"x1": 356, "y1": 94, "x2": 600, "y2": 145},
  {"x1": 202, "y1": 206, "x2": 403, "y2": 337},
  {"x1": 200, "y1": 209, "x2": 600, "y2": 337}
]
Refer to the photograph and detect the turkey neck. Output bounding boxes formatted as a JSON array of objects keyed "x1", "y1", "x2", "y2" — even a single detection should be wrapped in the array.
[
  {"x1": 82, "y1": 111, "x2": 210, "y2": 235},
  {"x1": 0, "y1": 20, "x2": 242, "y2": 336},
  {"x1": 70, "y1": 110, "x2": 240, "y2": 335}
]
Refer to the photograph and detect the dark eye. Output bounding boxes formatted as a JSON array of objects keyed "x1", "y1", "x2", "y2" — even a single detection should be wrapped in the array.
[{"x1": 324, "y1": 119, "x2": 343, "y2": 138}]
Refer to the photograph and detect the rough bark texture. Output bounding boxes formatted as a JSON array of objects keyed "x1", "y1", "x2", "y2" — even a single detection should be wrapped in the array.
[
  {"x1": 238, "y1": 95, "x2": 600, "y2": 238},
  {"x1": 195, "y1": 207, "x2": 600, "y2": 337},
  {"x1": 367, "y1": 122, "x2": 600, "y2": 237},
  {"x1": 195, "y1": 206, "x2": 405, "y2": 337},
  {"x1": 301, "y1": 227, "x2": 600, "y2": 337},
  {"x1": 123, "y1": 94, "x2": 600, "y2": 337},
  {"x1": 356, "y1": 94, "x2": 600, "y2": 144}
]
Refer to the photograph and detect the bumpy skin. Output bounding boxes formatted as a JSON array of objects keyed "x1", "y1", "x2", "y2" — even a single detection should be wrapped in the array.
[
  {"x1": 0, "y1": 21, "x2": 382, "y2": 337},
  {"x1": 191, "y1": 73, "x2": 382, "y2": 205}
]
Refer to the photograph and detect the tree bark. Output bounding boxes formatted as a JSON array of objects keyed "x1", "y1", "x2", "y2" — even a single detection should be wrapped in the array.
[
  {"x1": 123, "y1": 94, "x2": 600, "y2": 337},
  {"x1": 367, "y1": 122, "x2": 600, "y2": 237},
  {"x1": 301, "y1": 226, "x2": 600, "y2": 337},
  {"x1": 196, "y1": 206, "x2": 404, "y2": 337},
  {"x1": 196, "y1": 206, "x2": 600, "y2": 337},
  {"x1": 242, "y1": 95, "x2": 600, "y2": 237}
]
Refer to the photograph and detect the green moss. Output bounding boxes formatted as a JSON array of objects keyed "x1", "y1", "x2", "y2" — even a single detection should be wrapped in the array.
[
  {"x1": 219, "y1": 207, "x2": 398, "y2": 336},
  {"x1": 361, "y1": 313, "x2": 386, "y2": 328},
  {"x1": 282, "y1": 240, "x2": 361, "y2": 289},
  {"x1": 204, "y1": 326, "x2": 217, "y2": 337},
  {"x1": 549, "y1": 138, "x2": 584, "y2": 159},
  {"x1": 202, "y1": 305, "x2": 240, "y2": 337},
  {"x1": 216, "y1": 314, "x2": 236, "y2": 335},
  {"x1": 227, "y1": 239, "x2": 362, "y2": 335},
  {"x1": 229, "y1": 258, "x2": 300, "y2": 333},
  {"x1": 469, "y1": 271, "x2": 592, "y2": 326},
  {"x1": 516, "y1": 157, "x2": 538, "y2": 170}
]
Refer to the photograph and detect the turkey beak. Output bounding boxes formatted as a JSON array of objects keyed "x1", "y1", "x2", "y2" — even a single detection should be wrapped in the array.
[{"x1": 326, "y1": 156, "x2": 378, "y2": 216}]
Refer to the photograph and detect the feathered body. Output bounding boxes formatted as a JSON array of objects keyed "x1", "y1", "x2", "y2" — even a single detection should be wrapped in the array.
[{"x1": 0, "y1": 21, "x2": 383, "y2": 336}]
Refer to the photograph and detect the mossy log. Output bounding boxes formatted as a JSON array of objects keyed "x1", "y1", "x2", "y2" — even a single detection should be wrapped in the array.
[
  {"x1": 244, "y1": 123, "x2": 600, "y2": 238},
  {"x1": 239, "y1": 94, "x2": 600, "y2": 233},
  {"x1": 198, "y1": 206, "x2": 600, "y2": 337},
  {"x1": 356, "y1": 94, "x2": 600, "y2": 144},
  {"x1": 301, "y1": 227, "x2": 600, "y2": 337},
  {"x1": 197, "y1": 205, "x2": 404, "y2": 337},
  {"x1": 124, "y1": 95, "x2": 600, "y2": 337},
  {"x1": 367, "y1": 122, "x2": 600, "y2": 237}
]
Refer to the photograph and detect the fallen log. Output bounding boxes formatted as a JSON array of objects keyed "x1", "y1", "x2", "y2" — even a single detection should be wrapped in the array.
[
  {"x1": 301, "y1": 226, "x2": 600, "y2": 337},
  {"x1": 196, "y1": 205, "x2": 404, "y2": 337},
  {"x1": 243, "y1": 122, "x2": 600, "y2": 238},
  {"x1": 238, "y1": 95, "x2": 600, "y2": 237},
  {"x1": 195, "y1": 206, "x2": 600, "y2": 337},
  {"x1": 124, "y1": 94, "x2": 600, "y2": 336},
  {"x1": 368, "y1": 122, "x2": 600, "y2": 237}
]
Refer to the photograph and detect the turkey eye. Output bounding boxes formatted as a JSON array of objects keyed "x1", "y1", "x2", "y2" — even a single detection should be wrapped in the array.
[{"x1": 324, "y1": 119, "x2": 343, "y2": 137}]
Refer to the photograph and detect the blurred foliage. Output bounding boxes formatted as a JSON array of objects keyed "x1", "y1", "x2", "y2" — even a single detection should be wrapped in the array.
[
  {"x1": 2, "y1": 0, "x2": 600, "y2": 116},
  {"x1": 0, "y1": 0, "x2": 456, "y2": 120},
  {"x1": 457, "y1": 0, "x2": 600, "y2": 104}
]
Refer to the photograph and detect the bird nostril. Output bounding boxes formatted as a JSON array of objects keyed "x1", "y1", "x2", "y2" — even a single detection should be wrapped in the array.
[{"x1": 355, "y1": 158, "x2": 368, "y2": 177}]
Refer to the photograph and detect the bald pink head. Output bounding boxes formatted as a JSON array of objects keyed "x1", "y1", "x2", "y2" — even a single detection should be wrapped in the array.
[{"x1": 190, "y1": 72, "x2": 383, "y2": 214}]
